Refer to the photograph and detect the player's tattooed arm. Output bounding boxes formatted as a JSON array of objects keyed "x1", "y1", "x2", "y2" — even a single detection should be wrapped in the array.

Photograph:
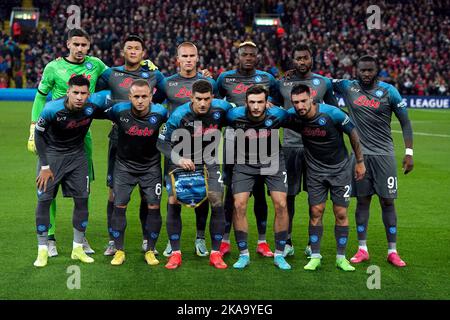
[{"x1": 349, "y1": 128, "x2": 366, "y2": 181}]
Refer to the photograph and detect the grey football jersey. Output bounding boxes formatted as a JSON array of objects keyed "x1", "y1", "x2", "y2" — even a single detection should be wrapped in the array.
[
  {"x1": 278, "y1": 73, "x2": 337, "y2": 147},
  {"x1": 159, "y1": 72, "x2": 218, "y2": 111},
  {"x1": 332, "y1": 79, "x2": 408, "y2": 155}
]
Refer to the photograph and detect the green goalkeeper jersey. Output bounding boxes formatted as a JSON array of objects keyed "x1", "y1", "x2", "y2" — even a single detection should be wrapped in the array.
[{"x1": 31, "y1": 56, "x2": 108, "y2": 121}]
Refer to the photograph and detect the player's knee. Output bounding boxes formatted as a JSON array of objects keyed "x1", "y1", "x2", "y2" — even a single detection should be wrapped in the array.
[
  {"x1": 234, "y1": 200, "x2": 247, "y2": 216},
  {"x1": 380, "y1": 198, "x2": 394, "y2": 208},
  {"x1": 273, "y1": 199, "x2": 287, "y2": 215},
  {"x1": 208, "y1": 191, "x2": 223, "y2": 208},
  {"x1": 310, "y1": 205, "x2": 324, "y2": 220}
]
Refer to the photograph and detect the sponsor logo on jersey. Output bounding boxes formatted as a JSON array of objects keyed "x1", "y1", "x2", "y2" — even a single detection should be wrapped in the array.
[
  {"x1": 84, "y1": 107, "x2": 93, "y2": 116},
  {"x1": 351, "y1": 87, "x2": 361, "y2": 93},
  {"x1": 120, "y1": 116, "x2": 129, "y2": 123},
  {"x1": 244, "y1": 129, "x2": 272, "y2": 139},
  {"x1": 126, "y1": 125, "x2": 155, "y2": 136},
  {"x1": 353, "y1": 95, "x2": 380, "y2": 109},
  {"x1": 168, "y1": 82, "x2": 179, "y2": 86},
  {"x1": 175, "y1": 86, "x2": 192, "y2": 98},
  {"x1": 213, "y1": 111, "x2": 221, "y2": 120},
  {"x1": 225, "y1": 78, "x2": 236, "y2": 82},
  {"x1": 318, "y1": 117, "x2": 327, "y2": 126},
  {"x1": 119, "y1": 77, "x2": 134, "y2": 88},
  {"x1": 149, "y1": 115, "x2": 158, "y2": 124},
  {"x1": 193, "y1": 124, "x2": 219, "y2": 137},
  {"x1": 301, "y1": 126, "x2": 327, "y2": 137},
  {"x1": 264, "y1": 119, "x2": 273, "y2": 127},
  {"x1": 232, "y1": 83, "x2": 250, "y2": 94},
  {"x1": 85, "y1": 62, "x2": 93, "y2": 70},
  {"x1": 57, "y1": 116, "x2": 67, "y2": 121},
  {"x1": 254, "y1": 75, "x2": 262, "y2": 83},
  {"x1": 141, "y1": 72, "x2": 149, "y2": 79},
  {"x1": 66, "y1": 118, "x2": 92, "y2": 129},
  {"x1": 312, "y1": 78, "x2": 321, "y2": 86}
]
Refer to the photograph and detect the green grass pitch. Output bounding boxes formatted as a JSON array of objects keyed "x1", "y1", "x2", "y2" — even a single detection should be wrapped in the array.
[{"x1": 0, "y1": 101, "x2": 449, "y2": 300}]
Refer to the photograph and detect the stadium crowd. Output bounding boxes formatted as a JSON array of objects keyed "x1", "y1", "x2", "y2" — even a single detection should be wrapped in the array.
[{"x1": 3, "y1": 0, "x2": 449, "y2": 95}]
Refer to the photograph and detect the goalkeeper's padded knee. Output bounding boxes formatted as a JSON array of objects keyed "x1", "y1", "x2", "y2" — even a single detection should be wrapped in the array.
[{"x1": 28, "y1": 123, "x2": 36, "y2": 153}]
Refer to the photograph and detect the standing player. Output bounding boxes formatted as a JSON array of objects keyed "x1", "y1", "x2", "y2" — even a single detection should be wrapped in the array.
[
  {"x1": 285, "y1": 84, "x2": 366, "y2": 271},
  {"x1": 226, "y1": 85, "x2": 291, "y2": 270},
  {"x1": 158, "y1": 42, "x2": 218, "y2": 257},
  {"x1": 157, "y1": 80, "x2": 231, "y2": 269},
  {"x1": 216, "y1": 41, "x2": 279, "y2": 257},
  {"x1": 33, "y1": 76, "x2": 107, "y2": 267},
  {"x1": 95, "y1": 35, "x2": 163, "y2": 256},
  {"x1": 279, "y1": 44, "x2": 338, "y2": 258},
  {"x1": 102, "y1": 80, "x2": 167, "y2": 266},
  {"x1": 27, "y1": 28, "x2": 108, "y2": 257},
  {"x1": 332, "y1": 55, "x2": 414, "y2": 267}
]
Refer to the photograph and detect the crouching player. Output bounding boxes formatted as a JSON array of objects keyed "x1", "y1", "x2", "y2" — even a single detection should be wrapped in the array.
[{"x1": 33, "y1": 75, "x2": 108, "y2": 267}]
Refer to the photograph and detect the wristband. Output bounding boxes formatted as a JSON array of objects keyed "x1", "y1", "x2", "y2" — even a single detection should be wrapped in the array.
[
  {"x1": 41, "y1": 165, "x2": 50, "y2": 170},
  {"x1": 405, "y1": 148, "x2": 413, "y2": 156},
  {"x1": 356, "y1": 158, "x2": 364, "y2": 164}
]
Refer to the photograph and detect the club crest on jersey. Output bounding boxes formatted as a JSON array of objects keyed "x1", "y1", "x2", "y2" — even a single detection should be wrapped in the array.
[
  {"x1": 312, "y1": 78, "x2": 321, "y2": 86},
  {"x1": 85, "y1": 62, "x2": 93, "y2": 70},
  {"x1": 264, "y1": 119, "x2": 273, "y2": 127},
  {"x1": 149, "y1": 115, "x2": 158, "y2": 124},
  {"x1": 84, "y1": 107, "x2": 93, "y2": 116},
  {"x1": 318, "y1": 117, "x2": 327, "y2": 126},
  {"x1": 213, "y1": 111, "x2": 221, "y2": 120},
  {"x1": 141, "y1": 72, "x2": 149, "y2": 79},
  {"x1": 254, "y1": 75, "x2": 262, "y2": 83},
  {"x1": 375, "y1": 90, "x2": 384, "y2": 97}
]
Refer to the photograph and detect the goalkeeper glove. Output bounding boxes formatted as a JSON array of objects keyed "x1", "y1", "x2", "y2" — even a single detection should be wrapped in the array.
[
  {"x1": 140, "y1": 59, "x2": 158, "y2": 71},
  {"x1": 27, "y1": 123, "x2": 36, "y2": 154}
]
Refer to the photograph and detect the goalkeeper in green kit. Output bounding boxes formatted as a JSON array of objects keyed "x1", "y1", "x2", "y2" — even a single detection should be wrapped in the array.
[{"x1": 27, "y1": 28, "x2": 108, "y2": 256}]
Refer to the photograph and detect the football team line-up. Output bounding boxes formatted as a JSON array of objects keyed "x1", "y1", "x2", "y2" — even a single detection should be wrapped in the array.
[{"x1": 28, "y1": 28, "x2": 414, "y2": 271}]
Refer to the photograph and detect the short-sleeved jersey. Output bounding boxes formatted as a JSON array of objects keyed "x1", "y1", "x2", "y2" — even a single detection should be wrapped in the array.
[
  {"x1": 332, "y1": 79, "x2": 408, "y2": 155},
  {"x1": 216, "y1": 69, "x2": 278, "y2": 106},
  {"x1": 278, "y1": 73, "x2": 337, "y2": 147},
  {"x1": 35, "y1": 94, "x2": 108, "y2": 155},
  {"x1": 159, "y1": 73, "x2": 218, "y2": 111},
  {"x1": 106, "y1": 102, "x2": 168, "y2": 172},
  {"x1": 285, "y1": 104, "x2": 355, "y2": 174},
  {"x1": 37, "y1": 56, "x2": 108, "y2": 99},
  {"x1": 226, "y1": 106, "x2": 288, "y2": 174},
  {"x1": 97, "y1": 65, "x2": 165, "y2": 104},
  {"x1": 159, "y1": 99, "x2": 232, "y2": 162}
]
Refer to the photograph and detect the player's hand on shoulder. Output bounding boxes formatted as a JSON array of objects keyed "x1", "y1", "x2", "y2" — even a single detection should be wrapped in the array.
[
  {"x1": 201, "y1": 69, "x2": 212, "y2": 78},
  {"x1": 27, "y1": 123, "x2": 37, "y2": 154},
  {"x1": 266, "y1": 101, "x2": 275, "y2": 108},
  {"x1": 178, "y1": 158, "x2": 195, "y2": 171},
  {"x1": 284, "y1": 69, "x2": 295, "y2": 79},
  {"x1": 402, "y1": 155, "x2": 414, "y2": 174},
  {"x1": 141, "y1": 59, "x2": 158, "y2": 71}
]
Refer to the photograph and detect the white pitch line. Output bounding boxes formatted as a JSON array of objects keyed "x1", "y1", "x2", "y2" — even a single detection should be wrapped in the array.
[{"x1": 392, "y1": 130, "x2": 450, "y2": 138}]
